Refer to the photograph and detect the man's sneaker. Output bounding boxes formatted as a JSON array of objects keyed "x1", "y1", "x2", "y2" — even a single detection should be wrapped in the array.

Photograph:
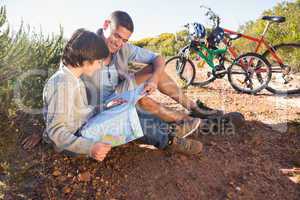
[
  {"x1": 198, "y1": 112, "x2": 245, "y2": 135},
  {"x1": 223, "y1": 112, "x2": 245, "y2": 129},
  {"x1": 189, "y1": 99, "x2": 224, "y2": 119},
  {"x1": 206, "y1": 112, "x2": 245, "y2": 125},
  {"x1": 174, "y1": 118, "x2": 201, "y2": 138},
  {"x1": 168, "y1": 136, "x2": 203, "y2": 155}
]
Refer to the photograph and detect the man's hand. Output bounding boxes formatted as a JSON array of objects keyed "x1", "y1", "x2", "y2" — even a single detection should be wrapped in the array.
[
  {"x1": 90, "y1": 142, "x2": 111, "y2": 161},
  {"x1": 142, "y1": 76, "x2": 159, "y2": 95},
  {"x1": 106, "y1": 98, "x2": 127, "y2": 109}
]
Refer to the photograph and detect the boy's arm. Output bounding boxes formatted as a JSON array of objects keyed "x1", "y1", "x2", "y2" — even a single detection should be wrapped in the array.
[
  {"x1": 47, "y1": 121, "x2": 95, "y2": 155},
  {"x1": 45, "y1": 83, "x2": 96, "y2": 156}
]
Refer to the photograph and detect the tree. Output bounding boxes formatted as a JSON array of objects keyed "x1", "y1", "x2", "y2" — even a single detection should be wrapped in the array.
[{"x1": 235, "y1": 1, "x2": 300, "y2": 53}]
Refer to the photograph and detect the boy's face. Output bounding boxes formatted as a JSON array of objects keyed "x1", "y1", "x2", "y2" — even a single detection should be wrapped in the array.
[
  {"x1": 83, "y1": 60, "x2": 104, "y2": 76},
  {"x1": 104, "y1": 22, "x2": 132, "y2": 53}
]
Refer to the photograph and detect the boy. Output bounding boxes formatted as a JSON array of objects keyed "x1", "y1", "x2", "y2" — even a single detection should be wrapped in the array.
[{"x1": 43, "y1": 29, "x2": 112, "y2": 160}]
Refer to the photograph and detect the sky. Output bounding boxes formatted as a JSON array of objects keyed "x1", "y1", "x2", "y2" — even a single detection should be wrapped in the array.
[{"x1": 2, "y1": 0, "x2": 292, "y2": 40}]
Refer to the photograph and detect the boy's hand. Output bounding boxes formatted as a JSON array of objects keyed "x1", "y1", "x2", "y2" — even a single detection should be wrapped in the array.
[
  {"x1": 106, "y1": 98, "x2": 127, "y2": 109},
  {"x1": 90, "y1": 142, "x2": 111, "y2": 161},
  {"x1": 22, "y1": 133, "x2": 42, "y2": 150}
]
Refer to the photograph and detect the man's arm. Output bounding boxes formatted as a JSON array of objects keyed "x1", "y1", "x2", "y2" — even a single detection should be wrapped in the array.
[
  {"x1": 145, "y1": 55, "x2": 165, "y2": 92},
  {"x1": 126, "y1": 44, "x2": 166, "y2": 94}
]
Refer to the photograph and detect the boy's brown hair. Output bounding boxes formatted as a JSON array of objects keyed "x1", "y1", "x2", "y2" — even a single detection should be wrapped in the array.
[{"x1": 62, "y1": 28, "x2": 109, "y2": 67}]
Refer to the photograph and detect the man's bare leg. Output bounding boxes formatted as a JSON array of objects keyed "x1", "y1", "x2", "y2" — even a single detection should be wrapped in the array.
[
  {"x1": 134, "y1": 65, "x2": 199, "y2": 113},
  {"x1": 137, "y1": 96, "x2": 191, "y2": 122}
]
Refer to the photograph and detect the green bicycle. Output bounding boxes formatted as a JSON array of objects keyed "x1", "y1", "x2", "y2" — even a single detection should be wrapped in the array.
[{"x1": 165, "y1": 7, "x2": 272, "y2": 94}]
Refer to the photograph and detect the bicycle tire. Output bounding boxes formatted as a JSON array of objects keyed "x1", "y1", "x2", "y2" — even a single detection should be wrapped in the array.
[
  {"x1": 165, "y1": 56, "x2": 196, "y2": 88},
  {"x1": 228, "y1": 52, "x2": 272, "y2": 94},
  {"x1": 190, "y1": 58, "x2": 217, "y2": 87},
  {"x1": 262, "y1": 43, "x2": 300, "y2": 95}
]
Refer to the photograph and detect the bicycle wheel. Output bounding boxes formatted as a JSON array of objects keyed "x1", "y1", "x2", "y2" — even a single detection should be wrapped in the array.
[
  {"x1": 228, "y1": 52, "x2": 272, "y2": 94},
  {"x1": 188, "y1": 55, "x2": 217, "y2": 87},
  {"x1": 165, "y1": 56, "x2": 196, "y2": 88},
  {"x1": 262, "y1": 43, "x2": 300, "y2": 94}
]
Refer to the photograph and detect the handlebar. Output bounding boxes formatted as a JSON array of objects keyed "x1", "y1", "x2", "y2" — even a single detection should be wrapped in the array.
[
  {"x1": 182, "y1": 6, "x2": 222, "y2": 43},
  {"x1": 182, "y1": 23, "x2": 193, "y2": 42},
  {"x1": 200, "y1": 5, "x2": 220, "y2": 28}
]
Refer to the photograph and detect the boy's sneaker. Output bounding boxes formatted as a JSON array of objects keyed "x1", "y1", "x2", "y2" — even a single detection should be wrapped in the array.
[
  {"x1": 174, "y1": 118, "x2": 202, "y2": 138},
  {"x1": 168, "y1": 136, "x2": 203, "y2": 155}
]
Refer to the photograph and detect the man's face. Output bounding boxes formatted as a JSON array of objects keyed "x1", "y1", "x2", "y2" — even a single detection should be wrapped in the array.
[{"x1": 104, "y1": 22, "x2": 132, "y2": 53}]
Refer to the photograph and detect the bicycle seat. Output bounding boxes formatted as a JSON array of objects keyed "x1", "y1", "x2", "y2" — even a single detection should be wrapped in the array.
[
  {"x1": 225, "y1": 33, "x2": 241, "y2": 41},
  {"x1": 262, "y1": 16, "x2": 286, "y2": 23}
]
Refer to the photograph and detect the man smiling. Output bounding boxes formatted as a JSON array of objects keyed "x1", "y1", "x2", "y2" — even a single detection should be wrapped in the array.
[{"x1": 88, "y1": 11, "x2": 223, "y2": 122}]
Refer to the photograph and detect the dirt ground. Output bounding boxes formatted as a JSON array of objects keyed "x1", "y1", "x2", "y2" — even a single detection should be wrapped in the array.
[{"x1": 0, "y1": 78, "x2": 300, "y2": 200}]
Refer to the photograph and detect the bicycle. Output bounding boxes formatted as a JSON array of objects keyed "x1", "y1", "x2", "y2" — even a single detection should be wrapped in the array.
[
  {"x1": 165, "y1": 6, "x2": 272, "y2": 94},
  {"x1": 223, "y1": 16, "x2": 300, "y2": 95},
  {"x1": 166, "y1": 6, "x2": 300, "y2": 94}
]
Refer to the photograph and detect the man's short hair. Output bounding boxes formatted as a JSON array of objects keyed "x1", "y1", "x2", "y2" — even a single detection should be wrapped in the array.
[
  {"x1": 109, "y1": 10, "x2": 134, "y2": 32},
  {"x1": 62, "y1": 28, "x2": 109, "y2": 67}
]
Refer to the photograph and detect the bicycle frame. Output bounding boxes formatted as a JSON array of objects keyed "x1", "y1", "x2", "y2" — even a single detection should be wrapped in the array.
[
  {"x1": 185, "y1": 41, "x2": 227, "y2": 68},
  {"x1": 222, "y1": 28, "x2": 285, "y2": 67},
  {"x1": 183, "y1": 39, "x2": 263, "y2": 75}
]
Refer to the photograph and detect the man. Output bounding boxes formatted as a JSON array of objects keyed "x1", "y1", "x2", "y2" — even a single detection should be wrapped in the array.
[
  {"x1": 87, "y1": 11, "x2": 223, "y2": 125},
  {"x1": 80, "y1": 11, "x2": 227, "y2": 152}
]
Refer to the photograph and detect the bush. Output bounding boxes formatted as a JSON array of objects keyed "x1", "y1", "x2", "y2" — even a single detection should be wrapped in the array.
[{"x1": 0, "y1": 6, "x2": 65, "y2": 119}]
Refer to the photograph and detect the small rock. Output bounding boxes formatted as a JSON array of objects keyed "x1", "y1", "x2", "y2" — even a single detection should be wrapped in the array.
[
  {"x1": 96, "y1": 192, "x2": 101, "y2": 197},
  {"x1": 58, "y1": 176, "x2": 67, "y2": 182},
  {"x1": 78, "y1": 171, "x2": 91, "y2": 182},
  {"x1": 72, "y1": 184, "x2": 80, "y2": 190},
  {"x1": 179, "y1": 155, "x2": 188, "y2": 162},
  {"x1": 0, "y1": 165, "x2": 5, "y2": 174},
  {"x1": 242, "y1": 175, "x2": 247, "y2": 181},
  {"x1": 210, "y1": 142, "x2": 217, "y2": 146},
  {"x1": 252, "y1": 135, "x2": 263, "y2": 146},
  {"x1": 63, "y1": 186, "x2": 71, "y2": 194},
  {"x1": 52, "y1": 170, "x2": 61, "y2": 177}
]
